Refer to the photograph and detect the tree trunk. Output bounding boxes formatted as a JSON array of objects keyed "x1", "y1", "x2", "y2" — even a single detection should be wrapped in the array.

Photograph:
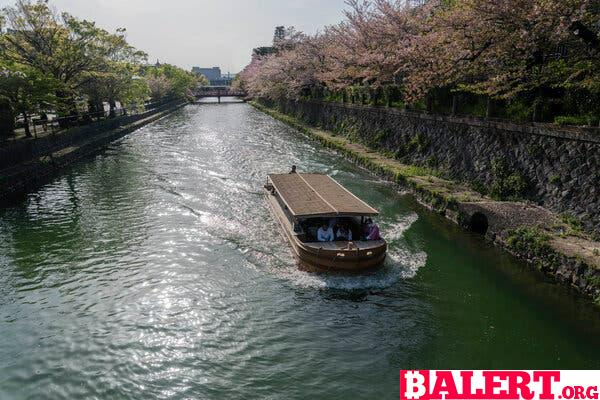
[
  {"x1": 0, "y1": 98, "x2": 14, "y2": 139},
  {"x1": 452, "y1": 94, "x2": 459, "y2": 115},
  {"x1": 84, "y1": 101, "x2": 96, "y2": 123},
  {"x1": 22, "y1": 112, "x2": 32, "y2": 138},
  {"x1": 109, "y1": 99, "x2": 117, "y2": 118},
  {"x1": 56, "y1": 91, "x2": 77, "y2": 128},
  {"x1": 532, "y1": 99, "x2": 542, "y2": 122},
  {"x1": 426, "y1": 94, "x2": 433, "y2": 113},
  {"x1": 486, "y1": 97, "x2": 495, "y2": 118},
  {"x1": 372, "y1": 89, "x2": 378, "y2": 106}
]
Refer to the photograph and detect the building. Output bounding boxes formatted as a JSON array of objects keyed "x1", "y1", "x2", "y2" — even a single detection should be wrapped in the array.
[
  {"x1": 192, "y1": 67, "x2": 222, "y2": 82},
  {"x1": 192, "y1": 67, "x2": 238, "y2": 86}
]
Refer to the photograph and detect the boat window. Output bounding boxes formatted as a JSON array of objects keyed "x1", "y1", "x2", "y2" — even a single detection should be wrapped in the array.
[{"x1": 301, "y1": 217, "x2": 362, "y2": 242}]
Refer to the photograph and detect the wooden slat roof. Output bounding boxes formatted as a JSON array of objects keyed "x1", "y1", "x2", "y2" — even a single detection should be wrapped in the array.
[{"x1": 268, "y1": 173, "x2": 379, "y2": 218}]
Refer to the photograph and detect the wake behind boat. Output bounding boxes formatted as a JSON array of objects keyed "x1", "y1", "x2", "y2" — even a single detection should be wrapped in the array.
[{"x1": 264, "y1": 169, "x2": 387, "y2": 273}]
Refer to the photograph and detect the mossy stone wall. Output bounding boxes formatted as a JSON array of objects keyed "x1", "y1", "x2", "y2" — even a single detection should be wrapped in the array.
[{"x1": 272, "y1": 99, "x2": 600, "y2": 235}]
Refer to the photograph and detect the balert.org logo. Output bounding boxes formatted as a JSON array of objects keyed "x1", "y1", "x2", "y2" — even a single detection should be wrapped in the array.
[{"x1": 400, "y1": 371, "x2": 599, "y2": 400}]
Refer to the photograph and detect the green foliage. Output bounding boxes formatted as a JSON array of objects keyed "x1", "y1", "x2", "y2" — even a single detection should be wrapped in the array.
[
  {"x1": 0, "y1": 58, "x2": 58, "y2": 136},
  {"x1": 554, "y1": 115, "x2": 598, "y2": 127},
  {"x1": 489, "y1": 158, "x2": 527, "y2": 200},
  {"x1": 367, "y1": 128, "x2": 392, "y2": 148},
  {"x1": 426, "y1": 155, "x2": 439, "y2": 168},
  {"x1": 470, "y1": 180, "x2": 487, "y2": 195},
  {"x1": 408, "y1": 133, "x2": 430, "y2": 153},
  {"x1": 507, "y1": 227, "x2": 552, "y2": 254},
  {"x1": 560, "y1": 214, "x2": 584, "y2": 233},
  {"x1": 0, "y1": 0, "x2": 193, "y2": 134},
  {"x1": 253, "y1": 46, "x2": 276, "y2": 57},
  {"x1": 501, "y1": 100, "x2": 531, "y2": 122},
  {"x1": 144, "y1": 64, "x2": 199, "y2": 101},
  {"x1": 526, "y1": 143, "x2": 543, "y2": 157},
  {"x1": 333, "y1": 116, "x2": 360, "y2": 142},
  {"x1": 396, "y1": 132, "x2": 431, "y2": 160}
]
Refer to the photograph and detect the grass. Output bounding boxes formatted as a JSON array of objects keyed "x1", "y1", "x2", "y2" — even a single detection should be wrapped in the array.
[
  {"x1": 561, "y1": 214, "x2": 584, "y2": 234},
  {"x1": 507, "y1": 227, "x2": 552, "y2": 254}
]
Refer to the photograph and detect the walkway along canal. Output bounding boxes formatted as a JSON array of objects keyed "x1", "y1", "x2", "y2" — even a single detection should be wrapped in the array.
[{"x1": 0, "y1": 102, "x2": 599, "y2": 399}]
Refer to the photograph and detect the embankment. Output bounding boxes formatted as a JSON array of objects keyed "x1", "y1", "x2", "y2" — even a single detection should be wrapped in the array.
[
  {"x1": 251, "y1": 100, "x2": 600, "y2": 306},
  {"x1": 0, "y1": 100, "x2": 187, "y2": 201},
  {"x1": 274, "y1": 99, "x2": 600, "y2": 235}
]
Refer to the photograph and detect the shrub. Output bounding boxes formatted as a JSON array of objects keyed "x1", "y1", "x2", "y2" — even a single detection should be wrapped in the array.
[
  {"x1": 554, "y1": 115, "x2": 599, "y2": 127},
  {"x1": 560, "y1": 214, "x2": 583, "y2": 233},
  {"x1": 507, "y1": 227, "x2": 552, "y2": 254},
  {"x1": 489, "y1": 158, "x2": 527, "y2": 200}
]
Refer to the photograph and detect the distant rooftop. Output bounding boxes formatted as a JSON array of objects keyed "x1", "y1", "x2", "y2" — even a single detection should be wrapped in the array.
[{"x1": 191, "y1": 67, "x2": 221, "y2": 81}]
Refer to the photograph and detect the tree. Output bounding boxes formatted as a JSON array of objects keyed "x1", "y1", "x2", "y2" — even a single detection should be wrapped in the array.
[
  {"x1": 238, "y1": 1, "x2": 599, "y2": 122},
  {"x1": 146, "y1": 75, "x2": 172, "y2": 101},
  {"x1": 1, "y1": 0, "x2": 147, "y2": 118},
  {"x1": 0, "y1": 59, "x2": 57, "y2": 137},
  {"x1": 403, "y1": 0, "x2": 591, "y2": 100},
  {"x1": 81, "y1": 61, "x2": 148, "y2": 118},
  {"x1": 143, "y1": 64, "x2": 201, "y2": 101}
]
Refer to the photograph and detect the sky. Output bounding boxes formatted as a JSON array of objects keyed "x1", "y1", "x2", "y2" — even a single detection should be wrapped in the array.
[{"x1": 0, "y1": 0, "x2": 348, "y2": 73}]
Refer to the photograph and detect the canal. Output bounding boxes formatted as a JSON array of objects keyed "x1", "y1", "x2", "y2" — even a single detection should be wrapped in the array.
[{"x1": 1, "y1": 102, "x2": 599, "y2": 399}]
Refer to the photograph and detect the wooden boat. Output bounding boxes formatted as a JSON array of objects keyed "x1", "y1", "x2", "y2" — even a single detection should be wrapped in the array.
[{"x1": 264, "y1": 171, "x2": 387, "y2": 273}]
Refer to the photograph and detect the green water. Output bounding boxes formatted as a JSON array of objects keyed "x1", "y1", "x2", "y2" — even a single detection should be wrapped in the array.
[{"x1": 1, "y1": 103, "x2": 598, "y2": 399}]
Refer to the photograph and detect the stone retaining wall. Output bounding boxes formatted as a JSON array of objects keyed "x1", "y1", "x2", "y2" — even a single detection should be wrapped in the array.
[{"x1": 273, "y1": 99, "x2": 600, "y2": 235}]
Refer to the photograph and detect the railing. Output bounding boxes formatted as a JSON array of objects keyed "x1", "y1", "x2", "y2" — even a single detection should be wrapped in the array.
[
  {"x1": 286, "y1": 99, "x2": 600, "y2": 144},
  {"x1": 194, "y1": 88, "x2": 247, "y2": 97},
  {"x1": 5, "y1": 97, "x2": 180, "y2": 143},
  {"x1": 0, "y1": 98, "x2": 186, "y2": 170}
]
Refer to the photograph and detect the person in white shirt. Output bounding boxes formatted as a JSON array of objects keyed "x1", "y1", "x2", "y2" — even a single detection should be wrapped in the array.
[{"x1": 317, "y1": 223, "x2": 334, "y2": 242}]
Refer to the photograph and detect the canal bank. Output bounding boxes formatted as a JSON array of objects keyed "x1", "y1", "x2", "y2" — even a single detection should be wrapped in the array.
[
  {"x1": 250, "y1": 101, "x2": 600, "y2": 306},
  {"x1": 0, "y1": 99, "x2": 188, "y2": 203}
]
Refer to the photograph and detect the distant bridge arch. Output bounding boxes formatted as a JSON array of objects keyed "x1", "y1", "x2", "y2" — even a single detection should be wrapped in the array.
[{"x1": 194, "y1": 86, "x2": 247, "y2": 103}]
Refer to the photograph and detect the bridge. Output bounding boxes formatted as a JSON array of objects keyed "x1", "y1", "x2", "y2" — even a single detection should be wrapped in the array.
[{"x1": 194, "y1": 86, "x2": 247, "y2": 103}]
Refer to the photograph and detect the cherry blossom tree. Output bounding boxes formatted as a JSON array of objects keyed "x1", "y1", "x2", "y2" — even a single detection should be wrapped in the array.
[
  {"x1": 238, "y1": 0, "x2": 599, "y2": 119},
  {"x1": 403, "y1": 0, "x2": 593, "y2": 101}
]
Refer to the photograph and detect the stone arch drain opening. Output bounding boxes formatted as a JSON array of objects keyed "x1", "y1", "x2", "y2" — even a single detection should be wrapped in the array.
[{"x1": 468, "y1": 212, "x2": 489, "y2": 235}]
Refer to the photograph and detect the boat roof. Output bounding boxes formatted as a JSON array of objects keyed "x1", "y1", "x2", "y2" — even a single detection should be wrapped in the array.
[{"x1": 268, "y1": 173, "x2": 379, "y2": 218}]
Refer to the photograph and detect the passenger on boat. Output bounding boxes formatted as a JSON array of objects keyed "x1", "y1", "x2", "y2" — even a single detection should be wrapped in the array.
[
  {"x1": 336, "y1": 225, "x2": 352, "y2": 241},
  {"x1": 362, "y1": 218, "x2": 372, "y2": 239},
  {"x1": 289, "y1": 165, "x2": 297, "y2": 174},
  {"x1": 317, "y1": 223, "x2": 335, "y2": 242},
  {"x1": 366, "y1": 219, "x2": 382, "y2": 241}
]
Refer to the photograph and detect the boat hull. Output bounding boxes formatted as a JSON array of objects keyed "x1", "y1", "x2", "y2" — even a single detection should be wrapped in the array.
[{"x1": 265, "y1": 189, "x2": 387, "y2": 273}]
